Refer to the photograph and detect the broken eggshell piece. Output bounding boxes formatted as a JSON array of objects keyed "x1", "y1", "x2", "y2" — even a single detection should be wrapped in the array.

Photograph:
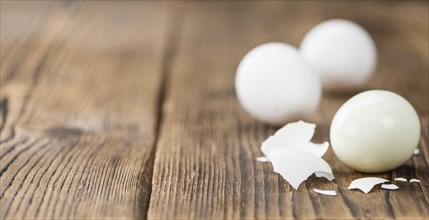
[
  {"x1": 394, "y1": 177, "x2": 407, "y2": 182},
  {"x1": 409, "y1": 178, "x2": 421, "y2": 183},
  {"x1": 256, "y1": 156, "x2": 270, "y2": 163},
  {"x1": 261, "y1": 120, "x2": 329, "y2": 157},
  {"x1": 348, "y1": 177, "x2": 388, "y2": 193},
  {"x1": 313, "y1": 188, "x2": 337, "y2": 196},
  {"x1": 381, "y1": 183, "x2": 399, "y2": 190},
  {"x1": 269, "y1": 148, "x2": 334, "y2": 189},
  {"x1": 260, "y1": 120, "x2": 334, "y2": 189}
]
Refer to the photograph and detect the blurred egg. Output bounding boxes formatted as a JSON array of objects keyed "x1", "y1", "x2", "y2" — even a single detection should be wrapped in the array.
[
  {"x1": 330, "y1": 90, "x2": 420, "y2": 173},
  {"x1": 300, "y1": 19, "x2": 377, "y2": 90},
  {"x1": 235, "y1": 42, "x2": 321, "y2": 125}
]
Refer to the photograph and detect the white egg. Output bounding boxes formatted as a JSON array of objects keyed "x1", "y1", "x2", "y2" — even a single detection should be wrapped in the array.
[
  {"x1": 235, "y1": 42, "x2": 321, "y2": 125},
  {"x1": 300, "y1": 19, "x2": 377, "y2": 90},
  {"x1": 330, "y1": 90, "x2": 421, "y2": 173}
]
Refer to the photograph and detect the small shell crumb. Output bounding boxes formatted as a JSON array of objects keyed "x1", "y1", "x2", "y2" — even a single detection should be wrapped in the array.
[
  {"x1": 381, "y1": 183, "x2": 399, "y2": 190},
  {"x1": 256, "y1": 156, "x2": 270, "y2": 163},
  {"x1": 394, "y1": 177, "x2": 407, "y2": 182},
  {"x1": 313, "y1": 188, "x2": 337, "y2": 196},
  {"x1": 413, "y1": 148, "x2": 420, "y2": 155},
  {"x1": 409, "y1": 179, "x2": 421, "y2": 183}
]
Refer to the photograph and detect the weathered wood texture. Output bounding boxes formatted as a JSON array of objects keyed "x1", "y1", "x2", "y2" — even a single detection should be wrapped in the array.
[
  {"x1": 1, "y1": 1, "x2": 173, "y2": 219},
  {"x1": 1, "y1": 1, "x2": 428, "y2": 219}
]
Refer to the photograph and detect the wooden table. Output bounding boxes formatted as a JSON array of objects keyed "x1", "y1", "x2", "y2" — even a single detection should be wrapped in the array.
[{"x1": 1, "y1": 1, "x2": 428, "y2": 219}]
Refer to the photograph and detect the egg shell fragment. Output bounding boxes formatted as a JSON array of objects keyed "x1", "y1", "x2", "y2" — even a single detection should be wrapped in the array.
[
  {"x1": 381, "y1": 184, "x2": 399, "y2": 190},
  {"x1": 313, "y1": 188, "x2": 337, "y2": 196},
  {"x1": 256, "y1": 156, "x2": 270, "y2": 163},
  {"x1": 269, "y1": 148, "x2": 334, "y2": 190},
  {"x1": 261, "y1": 120, "x2": 329, "y2": 158},
  {"x1": 410, "y1": 179, "x2": 421, "y2": 183},
  {"x1": 394, "y1": 177, "x2": 407, "y2": 182},
  {"x1": 348, "y1": 177, "x2": 388, "y2": 193}
]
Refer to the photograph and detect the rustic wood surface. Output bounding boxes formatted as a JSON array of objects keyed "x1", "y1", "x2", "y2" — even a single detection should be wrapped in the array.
[{"x1": 1, "y1": 1, "x2": 428, "y2": 219}]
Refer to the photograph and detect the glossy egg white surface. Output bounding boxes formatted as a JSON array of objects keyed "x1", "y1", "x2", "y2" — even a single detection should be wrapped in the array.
[
  {"x1": 235, "y1": 43, "x2": 321, "y2": 126},
  {"x1": 300, "y1": 19, "x2": 377, "y2": 91},
  {"x1": 330, "y1": 90, "x2": 421, "y2": 173}
]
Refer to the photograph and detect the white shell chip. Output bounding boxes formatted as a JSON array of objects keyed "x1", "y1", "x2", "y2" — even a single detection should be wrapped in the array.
[
  {"x1": 348, "y1": 177, "x2": 388, "y2": 193},
  {"x1": 381, "y1": 184, "x2": 399, "y2": 190},
  {"x1": 256, "y1": 156, "x2": 270, "y2": 163},
  {"x1": 394, "y1": 177, "x2": 407, "y2": 182},
  {"x1": 410, "y1": 179, "x2": 421, "y2": 183},
  {"x1": 313, "y1": 188, "x2": 337, "y2": 196},
  {"x1": 414, "y1": 148, "x2": 420, "y2": 155}
]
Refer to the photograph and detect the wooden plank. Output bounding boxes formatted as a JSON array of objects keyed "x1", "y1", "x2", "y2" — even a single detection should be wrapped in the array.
[
  {"x1": 148, "y1": 1, "x2": 428, "y2": 219},
  {"x1": 1, "y1": 1, "x2": 171, "y2": 219}
]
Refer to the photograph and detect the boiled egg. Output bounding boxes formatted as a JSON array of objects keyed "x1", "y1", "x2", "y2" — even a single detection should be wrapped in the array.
[
  {"x1": 300, "y1": 19, "x2": 377, "y2": 91},
  {"x1": 330, "y1": 90, "x2": 420, "y2": 173},
  {"x1": 235, "y1": 42, "x2": 321, "y2": 125}
]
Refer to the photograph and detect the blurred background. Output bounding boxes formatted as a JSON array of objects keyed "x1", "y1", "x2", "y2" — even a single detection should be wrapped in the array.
[{"x1": 2, "y1": 1, "x2": 427, "y2": 118}]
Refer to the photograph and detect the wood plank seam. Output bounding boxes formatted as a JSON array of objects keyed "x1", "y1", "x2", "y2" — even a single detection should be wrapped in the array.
[{"x1": 140, "y1": 5, "x2": 185, "y2": 219}]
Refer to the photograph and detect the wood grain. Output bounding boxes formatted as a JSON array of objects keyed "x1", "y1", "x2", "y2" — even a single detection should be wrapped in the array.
[
  {"x1": 1, "y1": 1, "x2": 428, "y2": 219},
  {"x1": 1, "y1": 1, "x2": 173, "y2": 219},
  {"x1": 148, "y1": 1, "x2": 429, "y2": 219}
]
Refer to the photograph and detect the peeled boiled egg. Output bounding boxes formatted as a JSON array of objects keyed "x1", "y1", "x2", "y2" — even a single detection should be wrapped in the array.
[
  {"x1": 300, "y1": 19, "x2": 377, "y2": 90},
  {"x1": 330, "y1": 90, "x2": 421, "y2": 173},
  {"x1": 235, "y1": 43, "x2": 321, "y2": 125}
]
